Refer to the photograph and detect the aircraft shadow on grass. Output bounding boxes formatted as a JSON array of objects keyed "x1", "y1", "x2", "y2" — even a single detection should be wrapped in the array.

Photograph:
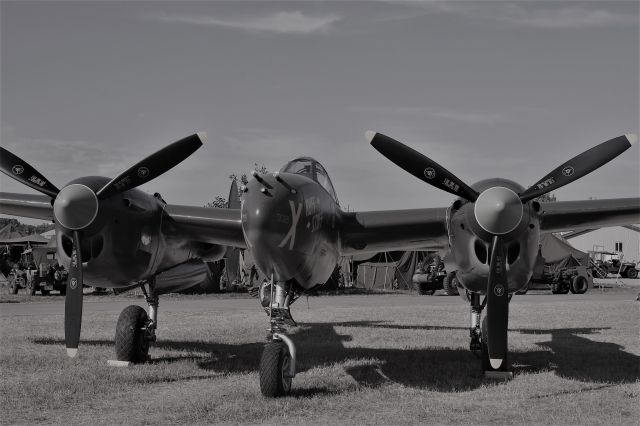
[{"x1": 33, "y1": 322, "x2": 639, "y2": 394}]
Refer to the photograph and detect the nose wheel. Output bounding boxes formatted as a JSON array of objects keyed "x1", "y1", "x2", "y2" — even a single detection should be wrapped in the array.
[
  {"x1": 259, "y1": 275, "x2": 297, "y2": 397},
  {"x1": 260, "y1": 337, "x2": 294, "y2": 397}
]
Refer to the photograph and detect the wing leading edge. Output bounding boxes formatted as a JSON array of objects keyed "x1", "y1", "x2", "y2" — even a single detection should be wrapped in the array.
[
  {"x1": 339, "y1": 207, "x2": 449, "y2": 255},
  {"x1": 2, "y1": 192, "x2": 637, "y2": 254},
  {"x1": 164, "y1": 204, "x2": 247, "y2": 249},
  {"x1": 539, "y1": 198, "x2": 640, "y2": 233},
  {"x1": 0, "y1": 192, "x2": 53, "y2": 221}
]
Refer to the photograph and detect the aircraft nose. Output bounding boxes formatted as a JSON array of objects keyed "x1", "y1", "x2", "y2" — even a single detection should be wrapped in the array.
[
  {"x1": 243, "y1": 174, "x2": 300, "y2": 246},
  {"x1": 241, "y1": 173, "x2": 307, "y2": 279}
]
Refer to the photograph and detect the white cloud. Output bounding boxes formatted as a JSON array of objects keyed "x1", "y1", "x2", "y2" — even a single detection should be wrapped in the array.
[{"x1": 153, "y1": 11, "x2": 342, "y2": 34}]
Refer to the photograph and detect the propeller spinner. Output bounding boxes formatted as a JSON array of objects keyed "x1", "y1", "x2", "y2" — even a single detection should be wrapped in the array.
[{"x1": 0, "y1": 132, "x2": 206, "y2": 357}]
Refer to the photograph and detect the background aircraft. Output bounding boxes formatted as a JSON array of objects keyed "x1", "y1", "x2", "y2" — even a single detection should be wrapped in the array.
[{"x1": 1, "y1": 132, "x2": 638, "y2": 396}]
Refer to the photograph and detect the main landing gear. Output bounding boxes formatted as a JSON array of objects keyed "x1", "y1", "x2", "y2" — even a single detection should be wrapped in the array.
[
  {"x1": 259, "y1": 275, "x2": 297, "y2": 397},
  {"x1": 469, "y1": 292, "x2": 512, "y2": 378},
  {"x1": 114, "y1": 279, "x2": 158, "y2": 363}
]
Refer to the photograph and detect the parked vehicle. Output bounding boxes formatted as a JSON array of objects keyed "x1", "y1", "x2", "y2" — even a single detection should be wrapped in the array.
[
  {"x1": 517, "y1": 256, "x2": 592, "y2": 295},
  {"x1": 589, "y1": 251, "x2": 638, "y2": 278},
  {"x1": 7, "y1": 247, "x2": 67, "y2": 295},
  {"x1": 412, "y1": 256, "x2": 457, "y2": 295}
]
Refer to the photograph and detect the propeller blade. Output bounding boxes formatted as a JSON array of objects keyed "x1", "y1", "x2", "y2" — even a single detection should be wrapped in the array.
[
  {"x1": 519, "y1": 134, "x2": 637, "y2": 203},
  {"x1": 367, "y1": 131, "x2": 479, "y2": 202},
  {"x1": 64, "y1": 231, "x2": 84, "y2": 357},
  {"x1": 0, "y1": 147, "x2": 60, "y2": 198},
  {"x1": 96, "y1": 132, "x2": 206, "y2": 199},
  {"x1": 486, "y1": 235, "x2": 509, "y2": 370}
]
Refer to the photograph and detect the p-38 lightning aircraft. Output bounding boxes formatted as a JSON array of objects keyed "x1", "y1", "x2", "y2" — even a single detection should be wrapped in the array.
[{"x1": 0, "y1": 131, "x2": 638, "y2": 397}]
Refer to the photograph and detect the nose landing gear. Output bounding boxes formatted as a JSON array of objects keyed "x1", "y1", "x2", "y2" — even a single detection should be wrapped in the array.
[
  {"x1": 259, "y1": 275, "x2": 297, "y2": 397},
  {"x1": 469, "y1": 293, "x2": 483, "y2": 352}
]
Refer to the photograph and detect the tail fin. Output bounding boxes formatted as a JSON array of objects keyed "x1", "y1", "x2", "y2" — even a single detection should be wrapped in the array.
[
  {"x1": 227, "y1": 179, "x2": 240, "y2": 209},
  {"x1": 224, "y1": 179, "x2": 242, "y2": 285}
]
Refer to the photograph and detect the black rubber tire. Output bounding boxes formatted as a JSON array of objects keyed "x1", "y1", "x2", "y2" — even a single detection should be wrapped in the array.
[
  {"x1": 626, "y1": 268, "x2": 638, "y2": 279},
  {"x1": 259, "y1": 341, "x2": 292, "y2": 397},
  {"x1": 115, "y1": 305, "x2": 150, "y2": 363},
  {"x1": 480, "y1": 316, "x2": 508, "y2": 372},
  {"x1": 442, "y1": 272, "x2": 459, "y2": 296},
  {"x1": 571, "y1": 275, "x2": 588, "y2": 294},
  {"x1": 40, "y1": 289, "x2": 50, "y2": 296}
]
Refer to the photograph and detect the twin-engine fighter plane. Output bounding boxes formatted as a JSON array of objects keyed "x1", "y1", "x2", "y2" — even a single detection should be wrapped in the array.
[{"x1": 1, "y1": 131, "x2": 638, "y2": 396}]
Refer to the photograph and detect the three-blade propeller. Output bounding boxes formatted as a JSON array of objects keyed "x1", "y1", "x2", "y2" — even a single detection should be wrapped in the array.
[
  {"x1": 0, "y1": 132, "x2": 206, "y2": 357},
  {"x1": 368, "y1": 130, "x2": 636, "y2": 368}
]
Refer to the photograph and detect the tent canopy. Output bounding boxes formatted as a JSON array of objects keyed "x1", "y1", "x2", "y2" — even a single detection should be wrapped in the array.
[
  {"x1": 539, "y1": 234, "x2": 589, "y2": 266},
  {"x1": 354, "y1": 251, "x2": 433, "y2": 290}
]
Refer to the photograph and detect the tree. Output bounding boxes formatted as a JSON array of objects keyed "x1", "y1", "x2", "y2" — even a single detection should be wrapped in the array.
[
  {"x1": 205, "y1": 163, "x2": 269, "y2": 208},
  {"x1": 0, "y1": 218, "x2": 54, "y2": 236},
  {"x1": 534, "y1": 193, "x2": 557, "y2": 203}
]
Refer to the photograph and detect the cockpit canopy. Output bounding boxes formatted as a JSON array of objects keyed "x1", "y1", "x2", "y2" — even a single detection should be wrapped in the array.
[{"x1": 281, "y1": 157, "x2": 339, "y2": 204}]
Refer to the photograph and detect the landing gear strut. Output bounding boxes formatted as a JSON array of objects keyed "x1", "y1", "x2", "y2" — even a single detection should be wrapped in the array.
[
  {"x1": 259, "y1": 275, "x2": 297, "y2": 397},
  {"x1": 114, "y1": 279, "x2": 158, "y2": 363},
  {"x1": 469, "y1": 293, "x2": 484, "y2": 352}
]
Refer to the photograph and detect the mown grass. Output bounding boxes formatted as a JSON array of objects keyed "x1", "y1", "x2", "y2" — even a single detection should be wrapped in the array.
[{"x1": 1, "y1": 289, "x2": 638, "y2": 425}]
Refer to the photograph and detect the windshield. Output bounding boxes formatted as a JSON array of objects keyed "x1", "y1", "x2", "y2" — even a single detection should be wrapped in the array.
[
  {"x1": 282, "y1": 159, "x2": 314, "y2": 178},
  {"x1": 281, "y1": 158, "x2": 339, "y2": 203}
]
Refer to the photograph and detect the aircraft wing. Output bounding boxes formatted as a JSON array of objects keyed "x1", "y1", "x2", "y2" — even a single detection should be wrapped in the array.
[
  {"x1": 339, "y1": 207, "x2": 449, "y2": 255},
  {"x1": 164, "y1": 204, "x2": 247, "y2": 249},
  {"x1": 539, "y1": 198, "x2": 640, "y2": 233},
  {"x1": 0, "y1": 193, "x2": 248, "y2": 249},
  {"x1": 0, "y1": 192, "x2": 54, "y2": 221}
]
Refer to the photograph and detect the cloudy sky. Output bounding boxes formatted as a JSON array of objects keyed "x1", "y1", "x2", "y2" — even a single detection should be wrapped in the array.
[{"x1": 1, "y1": 1, "x2": 638, "y2": 220}]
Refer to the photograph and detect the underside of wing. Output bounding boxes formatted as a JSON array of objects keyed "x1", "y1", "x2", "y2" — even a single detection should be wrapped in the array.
[
  {"x1": 339, "y1": 207, "x2": 449, "y2": 255},
  {"x1": 0, "y1": 192, "x2": 53, "y2": 221},
  {"x1": 539, "y1": 198, "x2": 640, "y2": 233},
  {"x1": 164, "y1": 204, "x2": 247, "y2": 249}
]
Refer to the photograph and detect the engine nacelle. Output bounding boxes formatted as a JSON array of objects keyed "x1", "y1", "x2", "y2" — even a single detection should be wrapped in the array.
[{"x1": 446, "y1": 178, "x2": 541, "y2": 294}]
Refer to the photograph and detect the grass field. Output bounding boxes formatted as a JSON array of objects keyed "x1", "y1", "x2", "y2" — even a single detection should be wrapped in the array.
[{"x1": 0, "y1": 287, "x2": 638, "y2": 425}]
